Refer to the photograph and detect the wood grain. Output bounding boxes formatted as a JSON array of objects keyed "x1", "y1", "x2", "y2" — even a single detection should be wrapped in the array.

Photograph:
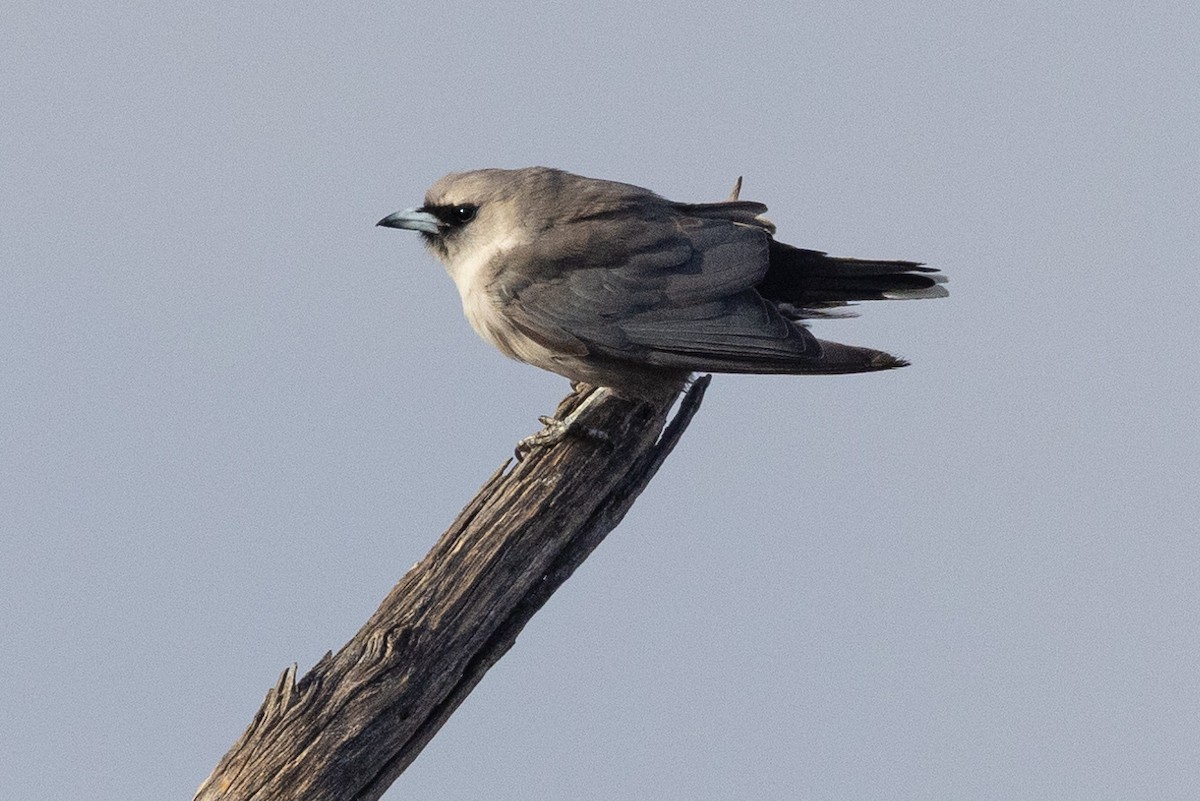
[{"x1": 195, "y1": 377, "x2": 710, "y2": 801}]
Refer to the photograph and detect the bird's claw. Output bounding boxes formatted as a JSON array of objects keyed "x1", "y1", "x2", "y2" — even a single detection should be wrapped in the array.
[
  {"x1": 514, "y1": 390, "x2": 612, "y2": 460},
  {"x1": 515, "y1": 418, "x2": 571, "y2": 459}
]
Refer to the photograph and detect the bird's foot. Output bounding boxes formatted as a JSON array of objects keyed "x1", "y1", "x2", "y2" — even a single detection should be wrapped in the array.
[{"x1": 515, "y1": 388, "x2": 612, "y2": 460}]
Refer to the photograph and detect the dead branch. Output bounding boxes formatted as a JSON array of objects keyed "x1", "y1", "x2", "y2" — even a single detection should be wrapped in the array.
[{"x1": 195, "y1": 376, "x2": 710, "y2": 801}]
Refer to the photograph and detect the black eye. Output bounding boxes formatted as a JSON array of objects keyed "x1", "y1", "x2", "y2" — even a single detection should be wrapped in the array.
[
  {"x1": 424, "y1": 203, "x2": 479, "y2": 230},
  {"x1": 451, "y1": 205, "x2": 477, "y2": 225}
]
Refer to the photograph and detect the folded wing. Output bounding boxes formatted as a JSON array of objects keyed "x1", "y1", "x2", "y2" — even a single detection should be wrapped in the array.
[{"x1": 494, "y1": 202, "x2": 912, "y2": 375}]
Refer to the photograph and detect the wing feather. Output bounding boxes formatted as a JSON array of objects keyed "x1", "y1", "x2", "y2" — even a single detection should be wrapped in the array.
[{"x1": 495, "y1": 209, "x2": 823, "y2": 369}]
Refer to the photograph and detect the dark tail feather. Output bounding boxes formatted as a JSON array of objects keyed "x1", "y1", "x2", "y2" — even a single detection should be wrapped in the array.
[{"x1": 762, "y1": 241, "x2": 947, "y2": 307}]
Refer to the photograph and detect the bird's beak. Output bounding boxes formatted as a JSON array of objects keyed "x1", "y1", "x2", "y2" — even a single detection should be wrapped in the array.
[{"x1": 376, "y1": 207, "x2": 441, "y2": 234}]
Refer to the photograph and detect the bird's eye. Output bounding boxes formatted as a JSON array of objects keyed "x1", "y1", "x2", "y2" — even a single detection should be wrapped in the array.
[
  {"x1": 424, "y1": 203, "x2": 478, "y2": 230},
  {"x1": 451, "y1": 205, "x2": 477, "y2": 225}
]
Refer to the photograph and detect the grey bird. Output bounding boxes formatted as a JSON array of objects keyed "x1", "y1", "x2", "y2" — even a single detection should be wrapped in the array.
[{"x1": 378, "y1": 167, "x2": 945, "y2": 445}]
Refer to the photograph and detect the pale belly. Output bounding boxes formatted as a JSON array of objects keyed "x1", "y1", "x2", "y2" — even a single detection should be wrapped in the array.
[{"x1": 461, "y1": 285, "x2": 557, "y2": 369}]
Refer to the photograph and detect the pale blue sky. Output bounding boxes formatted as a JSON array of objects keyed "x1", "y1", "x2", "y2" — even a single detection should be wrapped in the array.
[{"x1": 3, "y1": 2, "x2": 1198, "y2": 798}]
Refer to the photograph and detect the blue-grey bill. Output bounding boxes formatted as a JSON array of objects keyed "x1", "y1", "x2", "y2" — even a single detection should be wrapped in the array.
[{"x1": 376, "y1": 208, "x2": 440, "y2": 234}]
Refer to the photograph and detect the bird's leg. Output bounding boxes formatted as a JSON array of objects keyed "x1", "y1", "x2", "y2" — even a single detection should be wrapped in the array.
[{"x1": 515, "y1": 386, "x2": 612, "y2": 459}]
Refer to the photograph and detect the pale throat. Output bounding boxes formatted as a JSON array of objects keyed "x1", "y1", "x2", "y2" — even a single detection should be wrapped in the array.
[
  {"x1": 443, "y1": 233, "x2": 522, "y2": 300},
  {"x1": 443, "y1": 233, "x2": 524, "y2": 350}
]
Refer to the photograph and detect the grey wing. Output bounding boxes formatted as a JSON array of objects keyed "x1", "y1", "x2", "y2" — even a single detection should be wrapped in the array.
[{"x1": 493, "y1": 211, "x2": 824, "y2": 372}]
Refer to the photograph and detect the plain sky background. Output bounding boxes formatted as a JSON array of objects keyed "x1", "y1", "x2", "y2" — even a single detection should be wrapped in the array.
[{"x1": 3, "y1": 2, "x2": 1198, "y2": 799}]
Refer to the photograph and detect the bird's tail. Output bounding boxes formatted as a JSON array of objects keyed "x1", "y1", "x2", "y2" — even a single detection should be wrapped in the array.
[
  {"x1": 743, "y1": 240, "x2": 947, "y2": 374},
  {"x1": 762, "y1": 241, "x2": 947, "y2": 312}
]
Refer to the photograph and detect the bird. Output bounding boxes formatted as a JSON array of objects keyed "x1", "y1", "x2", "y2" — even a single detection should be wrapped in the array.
[{"x1": 377, "y1": 167, "x2": 945, "y2": 447}]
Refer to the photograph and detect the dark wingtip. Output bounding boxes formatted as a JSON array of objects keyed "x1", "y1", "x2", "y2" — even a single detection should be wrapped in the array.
[{"x1": 870, "y1": 352, "x2": 910, "y2": 369}]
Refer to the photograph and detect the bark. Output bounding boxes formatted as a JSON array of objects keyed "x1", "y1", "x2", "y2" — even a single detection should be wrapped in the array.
[{"x1": 195, "y1": 376, "x2": 710, "y2": 801}]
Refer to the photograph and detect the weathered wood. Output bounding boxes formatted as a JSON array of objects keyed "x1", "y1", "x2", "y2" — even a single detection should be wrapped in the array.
[{"x1": 195, "y1": 376, "x2": 710, "y2": 801}]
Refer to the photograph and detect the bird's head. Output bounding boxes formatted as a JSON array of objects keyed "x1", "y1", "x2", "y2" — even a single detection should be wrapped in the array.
[{"x1": 377, "y1": 167, "x2": 667, "y2": 274}]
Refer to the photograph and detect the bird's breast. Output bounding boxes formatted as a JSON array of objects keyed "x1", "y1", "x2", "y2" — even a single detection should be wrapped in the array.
[
  {"x1": 461, "y1": 284, "x2": 508, "y2": 350},
  {"x1": 447, "y1": 244, "x2": 555, "y2": 370},
  {"x1": 461, "y1": 283, "x2": 557, "y2": 369}
]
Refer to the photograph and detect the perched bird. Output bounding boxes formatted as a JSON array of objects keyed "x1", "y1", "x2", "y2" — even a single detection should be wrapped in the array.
[{"x1": 378, "y1": 167, "x2": 944, "y2": 444}]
